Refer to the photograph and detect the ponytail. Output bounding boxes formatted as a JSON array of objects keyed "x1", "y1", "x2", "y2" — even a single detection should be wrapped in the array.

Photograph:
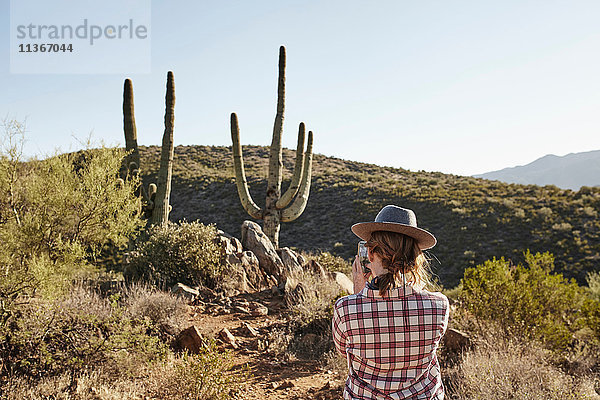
[{"x1": 366, "y1": 231, "x2": 430, "y2": 295}]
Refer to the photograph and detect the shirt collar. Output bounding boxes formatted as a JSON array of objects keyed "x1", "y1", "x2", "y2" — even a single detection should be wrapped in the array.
[{"x1": 360, "y1": 279, "x2": 416, "y2": 299}]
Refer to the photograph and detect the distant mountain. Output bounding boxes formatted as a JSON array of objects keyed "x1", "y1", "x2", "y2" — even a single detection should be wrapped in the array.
[{"x1": 474, "y1": 150, "x2": 600, "y2": 190}]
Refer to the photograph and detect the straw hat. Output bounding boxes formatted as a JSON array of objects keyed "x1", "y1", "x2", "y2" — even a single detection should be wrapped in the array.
[{"x1": 351, "y1": 205, "x2": 437, "y2": 250}]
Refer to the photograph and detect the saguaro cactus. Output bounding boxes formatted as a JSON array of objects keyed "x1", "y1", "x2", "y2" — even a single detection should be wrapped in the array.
[
  {"x1": 151, "y1": 71, "x2": 175, "y2": 225},
  {"x1": 123, "y1": 78, "x2": 140, "y2": 175},
  {"x1": 122, "y1": 71, "x2": 175, "y2": 226},
  {"x1": 230, "y1": 46, "x2": 314, "y2": 248}
]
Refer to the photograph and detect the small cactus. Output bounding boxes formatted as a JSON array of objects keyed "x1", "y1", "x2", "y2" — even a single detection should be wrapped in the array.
[{"x1": 230, "y1": 46, "x2": 314, "y2": 248}]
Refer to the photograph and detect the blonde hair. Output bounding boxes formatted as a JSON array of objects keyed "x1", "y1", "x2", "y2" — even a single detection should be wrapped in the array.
[{"x1": 365, "y1": 230, "x2": 431, "y2": 295}]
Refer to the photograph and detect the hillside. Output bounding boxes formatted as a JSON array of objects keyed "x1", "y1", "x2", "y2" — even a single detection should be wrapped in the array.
[
  {"x1": 137, "y1": 145, "x2": 600, "y2": 287},
  {"x1": 474, "y1": 150, "x2": 600, "y2": 190}
]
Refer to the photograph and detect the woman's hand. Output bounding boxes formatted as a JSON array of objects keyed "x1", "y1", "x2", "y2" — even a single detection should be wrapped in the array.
[{"x1": 352, "y1": 255, "x2": 370, "y2": 294}]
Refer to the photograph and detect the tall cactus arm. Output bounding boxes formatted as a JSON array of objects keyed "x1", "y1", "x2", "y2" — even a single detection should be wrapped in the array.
[
  {"x1": 281, "y1": 130, "x2": 313, "y2": 222},
  {"x1": 276, "y1": 122, "x2": 306, "y2": 209},
  {"x1": 123, "y1": 78, "x2": 140, "y2": 172},
  {"x1": 267, "y1": 46, "x2": 286, "y2": 198},
  {"x1": 151, "y1": 71, "x2": 175, "y2": 226},
  {"x1": 231, "y1": 113, "x2": 263, "y2": 219}
]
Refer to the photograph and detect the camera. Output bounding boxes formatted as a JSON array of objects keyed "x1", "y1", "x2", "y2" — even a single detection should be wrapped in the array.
[{"x1": 358, "y1": 241, "x2": 371, "y2": 275}]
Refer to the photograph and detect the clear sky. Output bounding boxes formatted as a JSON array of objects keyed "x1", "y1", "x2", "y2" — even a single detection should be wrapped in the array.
[{"x1": 1, "y1": 0, "x2": 599, "y2": 176}]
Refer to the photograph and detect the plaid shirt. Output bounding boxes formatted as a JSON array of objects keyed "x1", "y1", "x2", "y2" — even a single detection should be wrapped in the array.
[{"x1": 332, "y1": 281, "x2": 449, "y2": 399}]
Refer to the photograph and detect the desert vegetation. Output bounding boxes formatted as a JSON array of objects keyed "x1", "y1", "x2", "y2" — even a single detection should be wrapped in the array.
[
  {"x1": 1, "y1": 118, "x2": 599, "y2": 399},
  {"x1": 135, "y1": 143, "x2": 600, "y2": 287}
]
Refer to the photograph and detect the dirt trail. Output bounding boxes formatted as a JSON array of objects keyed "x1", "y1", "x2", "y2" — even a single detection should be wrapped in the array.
[{"x1": 186, "y1": 289, "x2": 344, "y2": 400}]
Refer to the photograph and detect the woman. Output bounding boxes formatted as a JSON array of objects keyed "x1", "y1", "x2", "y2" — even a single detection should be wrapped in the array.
[{"x1": 332, "y1": 205, "x2": 449, "y2": 400}]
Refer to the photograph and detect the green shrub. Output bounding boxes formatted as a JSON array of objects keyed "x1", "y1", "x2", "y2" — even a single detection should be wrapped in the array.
[
  {"x1": 125, "y1": 220, "x2": 222, "y2": 288},
  {"x1": 144, "y1": 342, "x2": 247, "y2": 400},
  {"x1": 460, "y1": 251, "x2": 588, "y2": 350},
  {"x1": 0, "y1": 285, "x2": 167, "y2": 381},
  {"x1": 0, "y1": 122, "x2": 143, "y2": 302},
  {"x1": 586, "y1": 271, "x2": 600, "y2": 302}
]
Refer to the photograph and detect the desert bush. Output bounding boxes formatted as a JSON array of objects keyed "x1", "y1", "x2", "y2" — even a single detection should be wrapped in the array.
[
  {"x1": 0, "y1": 121, "x2": 142, "y2": 304},
  {"x1": 268, "y1": 268, "x2": 346, "y2": 360},
  {"x1": 123, "y1": 283, "x2": 188, "y2": 340},
  {"x1": 460, "y1": 251, "x2": 589, "y2": 350},
  {"x1": 144, "y1": 343, "x2": 247, "y2": 400},
  {"x1": 2, "y1": 330, "x2": 246, "y2": 400},
  {"x1": 0, "y1": 284, "x2": 167, "y2": 382},
  {"x1": 445, "y1": 334, "x2": 597, "y2": 400},
  {"x1": 304, "y1": 251, "x2": 352, "y2": 275},
  {"x1": 125, "y1": 220, "x2": 222, "y2": 288},
  {"x1": 587, "y1": 271, "x2": 600, "y2": 302}
]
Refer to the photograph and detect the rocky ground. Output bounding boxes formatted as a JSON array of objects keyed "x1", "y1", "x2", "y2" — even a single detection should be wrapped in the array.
[{"x1": 174, "y1": 285, "x2": 345, "y2": 400}]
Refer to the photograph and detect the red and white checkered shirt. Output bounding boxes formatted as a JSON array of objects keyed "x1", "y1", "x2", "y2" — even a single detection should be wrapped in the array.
[{"x1": 332, "y1": 282, "x2": 450, "y2": 399}]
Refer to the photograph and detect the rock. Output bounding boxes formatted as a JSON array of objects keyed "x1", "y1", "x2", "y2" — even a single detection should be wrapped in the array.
[
  {"x1": 276, "y1": 247, "x2": 303, "y2": 277},
  {"x1": 306, "y1": 259, "x2": 328, "y2": 278},
  {"x1": 240, "y1": 251, "x2": 271, "y2": 291},
  {"x1": 219, "y1": 328, "x2": 238, "y2": 349},
  {"x1": 276, "y1": 381, "x2": 295, "y2": 390},
  {"x1": 241, "y1": 221, "x2": 285, "y2": 280},
  {"x1": 172, "y1": 283, "x2": 199, "y2": 302},
  {"x1": 266, "y1": 274, "x2": 278, "y2": 287},
  {"x1": 329, "y1": 271, "x2": 353, "y2": 294},
  {"x1": 442, "y1": 328, "x2": 471, "y2": 353},
  {"x1": 241, "y1": 322, "x2": 259, "y2": 337},
  {"x1": 232, "y1": 306, "x2": 250, "y2": 314},
  {"x1": 248, "y1": 301, "x2": 269, "y2": 316},
  {"x1": 217, "y1": 230, "x2": 243, "y2": 255},
  {"x1": 233, "y1": 298, "x2": 249, "y2": 307},
  {"x1": 299, "y1": 333, "x2": 319, "y2": 348},
  {"x1": 296, "y1": 254, "x2": 307, "y2": 268},
  {"x1": 196, "y1": 286, "x2": 217, "y2": 301},
  {"x1": 284, "y1": 280, "x2": 307, "y2": 308},
  {"x1": 174, "y1": 326, "x2": 207, "y2": 354},
  {"x1": 220, "y1": 253, "x2": 250, "y2": 296}
]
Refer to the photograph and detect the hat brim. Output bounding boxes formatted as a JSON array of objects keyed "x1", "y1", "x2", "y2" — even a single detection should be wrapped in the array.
[{"x1": 351, "y1": 222, "x2": 437, "y2": 250}]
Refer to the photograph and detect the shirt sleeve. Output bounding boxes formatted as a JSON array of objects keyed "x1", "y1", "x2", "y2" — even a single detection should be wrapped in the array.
[
  {"x1": 438, "y1": 294, "x2": 450, "y2": 337},
  {"x1": 332, "y1": 298, "x2": 347, "y2": 356}
]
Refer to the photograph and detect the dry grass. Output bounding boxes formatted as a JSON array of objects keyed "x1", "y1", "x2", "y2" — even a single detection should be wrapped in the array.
[
  {"x1": 123, "y1": 283, "x2": 189, "y2": 339},
  {"x1": 1, "y1": 284, "x2": 245, "y2": 400},
  {"x1": 267, "y1": 268, "x2": 346, "y2": 360},
  {"x1": 3, "y1": 347, "x2": 247, "y2": 400},
  {"x1": 444, "y1": 335, "x2": 600, "y2": 400}
]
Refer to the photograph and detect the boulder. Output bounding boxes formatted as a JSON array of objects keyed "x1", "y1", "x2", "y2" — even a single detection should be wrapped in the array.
[
  {"x1": 442, "y1": 328, "x2": 471, "y2": 353},
  {"x1": 276, "y1": 247, "x2": 303, "y2": 277},
  {"x1": 241, "y1": 322, "x2": 259, "y2": 337},
  {"x1": 240, "y1": 251, "x2": 271, "y2": 291},
  {"x1": 219, "y1": 253, "x2": 250, "y2": 296},
  {"x1": 329, "y1": 271, "x2": 353, "y2": 294},
  {"x1": 306, "y1": 259, "x2": 328, "y2": 278},
  {"x1": 172, "y1": 283, "x2": 199, "y2": 302},
  {"x1": 241, "y1": 221, "x2": 285, "y2": 280},
  {"x1": 284, "y1": 281, "x2": 307, "y2": 308},
  {"x1": 217, "y1": 228, "x2": 271, "y2": 294},
  {"x1": 217, "y1": 230, "x2": 243, "y2": 255},
  {"x1": 174, "y1": 326, "x2": 207, "y2": 354}
]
